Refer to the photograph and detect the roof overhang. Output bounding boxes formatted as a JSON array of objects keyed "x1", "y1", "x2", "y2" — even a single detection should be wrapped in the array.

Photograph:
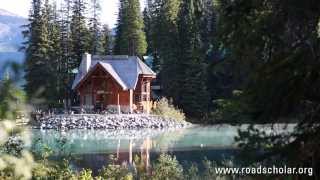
[
  {"x1": 74, "y1": 63, "x2": 128, "y2": 91},
  {"x1": 140, "y1": 74, "x2": 156, "y2": 79}
]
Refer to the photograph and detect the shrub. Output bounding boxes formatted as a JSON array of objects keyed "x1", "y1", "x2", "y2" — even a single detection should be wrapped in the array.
[
  {"x1": 98, "y1": 155, "x2": 133, "y2": 180},
  {"x1": 98, "y1": 164, "x2": 133, "y2": 180},
  {"x1": 209, "y1": 90, "x2": 249, "y2": 124},
  {"x1": 0, "y1": 77, "x2": 34, "y2": 179},
  {"x1": 184, "y1": 164, "x2": 200, "y2": 180},
  {"x1": 152, "y1": 154, "x2": 183, "y2": 180},
  {"x1": 152, "y1": 98, "x2": 185, "y2": 122},
  {"x1": 77, "y1": 169, "x2": 94, "y2": 180}
]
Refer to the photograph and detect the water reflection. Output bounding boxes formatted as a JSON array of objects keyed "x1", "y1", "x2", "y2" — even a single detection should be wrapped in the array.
[
  {"x1": 31, "y1": 125, "x2": 240, "y2": 156},
  {"x1": 30, "y1": 124, "x2": 295, "y2": 173}
]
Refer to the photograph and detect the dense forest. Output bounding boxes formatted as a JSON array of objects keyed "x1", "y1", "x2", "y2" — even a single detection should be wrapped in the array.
[
  {"x1": 22, "y1": 0, "x2": 320, "y2": 123},
  {"x1": 23, "y1": 0, "x2": 225, "y2": 121}
]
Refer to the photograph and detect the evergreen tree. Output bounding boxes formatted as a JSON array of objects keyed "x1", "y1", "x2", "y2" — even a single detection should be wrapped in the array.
[
  {"x1": 59, "y1": 0, "x2": 73, "y2": 105},
  {"x1": 176, "y1": 0, "x2": 209, "y2": 117},
  {"x1": 23, "y1": 0, "x2": 64, "y2": 107},
  {"x1": 114, "y1": 0, "x2": 147, "y2": 56},
  {"x1": 46, "y1": 2, "x2": 64, "y2": 106},
  {"x1": 101, "y1": 24, "x2": 112, "y2": 55},
  {"x1": 88, "y1": 0, "x2": 102, "y2": 54},
  {"x1": 143, "y1": 7, "x2": 152, "y2": 54},
  {"x1": 23, "y1": 0, "x2": 51, "y2": 104},
  {"x1": 148, "y1": 0, "x2": 181, "y2": 98},
  {"x1": 70, "y1": 0, "x2": 89, "y2": 69},
  {"x1": 145, "y1": 0, "x2": 210, "y2": 117},
  {"x1": 217, "y1": 0, "x2": 320, "y2": 173}
]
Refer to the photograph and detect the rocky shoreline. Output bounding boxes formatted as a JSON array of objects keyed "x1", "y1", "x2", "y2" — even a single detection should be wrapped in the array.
[{"x1": 36, "y1": 114, "x2": 191, "y2": 130}]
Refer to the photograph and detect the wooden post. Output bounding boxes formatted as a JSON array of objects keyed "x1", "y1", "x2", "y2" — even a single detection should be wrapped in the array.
[
  {"x1": 146, "y1": 81, "x2": 150, "y2": 114},
  {"x1": 129, "y1": 89, "x2": 133, "y2": 113},
  {"x1": 146, "y1": 100, "x2": 150, "y2": 114},
  {"x1": 91, "y1": 78, "x2": 94, "y2": 110},
  {"x1": 117, "y1": 92, "x2": 121, "y2": 114},
  {"x1": 129, "y1": 139, "x2": 133, "y2": 164},
  {"x1": 117, "y1": 139, "x2": 120, "y2": 159},
  {"x1": 79, "y1": 91, "x2": 82, "y2": 109},
  {"x1": 146, "y1": 137, "x2": 150, "y2": 172}
]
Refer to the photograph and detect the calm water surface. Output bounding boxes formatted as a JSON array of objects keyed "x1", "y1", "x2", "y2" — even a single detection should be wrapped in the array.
[{"x1": 30, "y1": 124, "x2": 294, "y2": 173}]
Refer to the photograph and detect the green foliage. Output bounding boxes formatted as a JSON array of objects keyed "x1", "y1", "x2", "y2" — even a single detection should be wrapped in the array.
[
  {"x1": 23, "y1": 0, "x2": 50, "y2": 103},
  {"x1": 217, "y1": 0, "x2": 320, "y2": 175},
  {"x1": 145, "y1": 0, "x2": 217, "y2": 119},
  {"x1": 101, "y1": 24, "x2": 113, "y2": 55},
  {"x1": 152, "y1": 154, "x2": 183, "y2": 180},
  {"x1": 184, "y1": 163, "x2": 199, "y2": 180},
  {"x1": 70, "y1": 0, "x2": 90, "y2": 69},
  {"x1": 114, "y1": 0, "x2": 147, "y2": 56},
  {"x1": 152, "y1": 97, "x2": 185, "y2": 122},
  {"x1": 98, "y1": 165, "x2": 132, "y2": 180},
  {"x1": 78, "y1": 169, "x2": 94, "y2": 180},
  {"x1": 175, "y1": 0, "x2": 210, "y2": 118},
  {"x1": 0, "y1": 64, "x2": 34, "y2": 180},
  {"x1": 202, "y1": 159, "x2": 218, "y2": 179},
  {"x1": 132, "y1": 155, "x2": 148, "y2": 179},
  {"x1": 23, "y1": 0, "x2": 65, "y2": 107},
  {"x1": 0, "y1": 78, "x2": 27, "y2": 120},
  {"x1": 209, "y1": 90, "x2": 250, "y2": 124},
  {"x1": 147, "y1": 0, "x2": 181, "y2": 74},
  {"x1": 88, "y1": 0, "x2": 102, "y2": 54}
]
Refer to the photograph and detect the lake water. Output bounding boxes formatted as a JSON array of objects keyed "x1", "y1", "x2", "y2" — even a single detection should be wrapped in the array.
[{"x1": 30, "y1": 124, "x2": 294, "y2": 173}]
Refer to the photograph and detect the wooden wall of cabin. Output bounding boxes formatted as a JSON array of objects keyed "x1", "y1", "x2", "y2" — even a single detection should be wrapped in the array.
[
  {"x1": 77, "y1": 65, "x2": 130, "y2": 109},
  {"x1": 134, "y1": 75, "x2": 153, "y2": 112}
]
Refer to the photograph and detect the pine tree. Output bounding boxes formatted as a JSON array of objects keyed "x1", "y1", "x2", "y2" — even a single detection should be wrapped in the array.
[
  {"x1": 143, "y1": 7, "x2": 152, "y2": 54},
  {"x1": 114, "y1": 0, "x2": 127, "y2": 55},
  {"x1": 23, "y1": 0, "x2": 51, "y2": 104},
  {"x1": 59, "y1": 0, "x2": 73, "y2": 105},
  {"x1": 176, "y1": 0, "x2": 209, "y2": 117},
  {"x1": 70, "y1": 0, "x2": 89, "y2": 70},
  {"x1": 147, "y1": 0, "x2": 181, "y2": 101},
  {"x1": 88, "y1": 0, "x2": 102, "y2": 54},
  {"x1": 114, "y1": 0, "x2": 147, "y2": 56},
  {"x1": 46, "y1": 2, "x2": 63, "y2": 106},
  {"x1": 101, "y1": 24, "x2": 112, "y2": 55},
  {"x1": 217, "y1": 0, "x2": 320, "y2": 173}
]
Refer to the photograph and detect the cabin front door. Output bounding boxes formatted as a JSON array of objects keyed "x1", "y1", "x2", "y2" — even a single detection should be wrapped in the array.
[{"x1": 96, "y1": 93, "x2": 108, "y2": 111}]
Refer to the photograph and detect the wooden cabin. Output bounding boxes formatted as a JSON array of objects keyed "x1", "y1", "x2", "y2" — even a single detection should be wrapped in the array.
[{"x1": 72, "y1": 53, "x2": 156, "y2": 113}]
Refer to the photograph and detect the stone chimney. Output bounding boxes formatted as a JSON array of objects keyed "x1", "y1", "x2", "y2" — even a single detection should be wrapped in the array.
[{"x1": 81, "y1": 53, "x2": 91, "y2": 73}]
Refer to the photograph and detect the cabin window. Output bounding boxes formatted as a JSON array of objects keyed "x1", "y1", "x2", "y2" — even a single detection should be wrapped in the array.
[
  {"x1": 142, "y1": 82, "x2": 148, "y2": 92},
  {"x1": 135, "y1": 94, "x2": 141, "y2": 102},
  {"x1": 141, "y1": 94, "x2": 149, "y2": 101}
]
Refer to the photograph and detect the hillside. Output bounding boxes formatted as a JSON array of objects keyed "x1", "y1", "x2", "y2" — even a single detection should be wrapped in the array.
[{"x1": 0, "y1": 9, "x2": 27, "y2": 79}]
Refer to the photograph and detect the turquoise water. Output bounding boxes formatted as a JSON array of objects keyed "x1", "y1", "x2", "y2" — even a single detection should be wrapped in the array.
[{"x1": 30, "y1": 124, "x2": 294, "y2": 172}]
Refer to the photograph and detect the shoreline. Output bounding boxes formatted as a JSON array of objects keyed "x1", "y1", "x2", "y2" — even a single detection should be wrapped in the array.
[{"x1": 36, "y1": 114, "x2": 191, "y2": 130}]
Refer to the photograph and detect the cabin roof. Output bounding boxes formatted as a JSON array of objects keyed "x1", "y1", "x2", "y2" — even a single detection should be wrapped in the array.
[{"x1": 72, "y1": 56, "x2": 156, "y2": 90}]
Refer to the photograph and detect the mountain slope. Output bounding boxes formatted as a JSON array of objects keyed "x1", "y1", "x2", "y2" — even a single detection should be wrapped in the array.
[
  {"x1": 0, "y1": 9, "x2": 27, "y2": 79},
  {"x1": 0, "y1": 9, "x2": 27, "y2": 53}
]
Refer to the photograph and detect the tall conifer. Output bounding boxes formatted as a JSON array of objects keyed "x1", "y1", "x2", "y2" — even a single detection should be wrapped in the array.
[
  {"x1": 70, "y1": 0, "x2": 89, "y2": 69},
  {"x1": 88, "y1": 0, "x2": 102, "y2": 54},
  {"x1": 114, "y1": 0, "x2": 147, "y2": 56},
  {"x1": 101, "y1": 24, "x2": 112, "y2": 55},
  {"x1": 23, "y1": 0, "x2": 51, "y2": 103},
  {"x1": 176, "y1": 0, "x2": 209, "y2": 117}
]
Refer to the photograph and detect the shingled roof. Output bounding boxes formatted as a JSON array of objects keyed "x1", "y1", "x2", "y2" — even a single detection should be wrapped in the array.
[{"x1": 72, "y1": 55, "x2": 156, "y2": 90}]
